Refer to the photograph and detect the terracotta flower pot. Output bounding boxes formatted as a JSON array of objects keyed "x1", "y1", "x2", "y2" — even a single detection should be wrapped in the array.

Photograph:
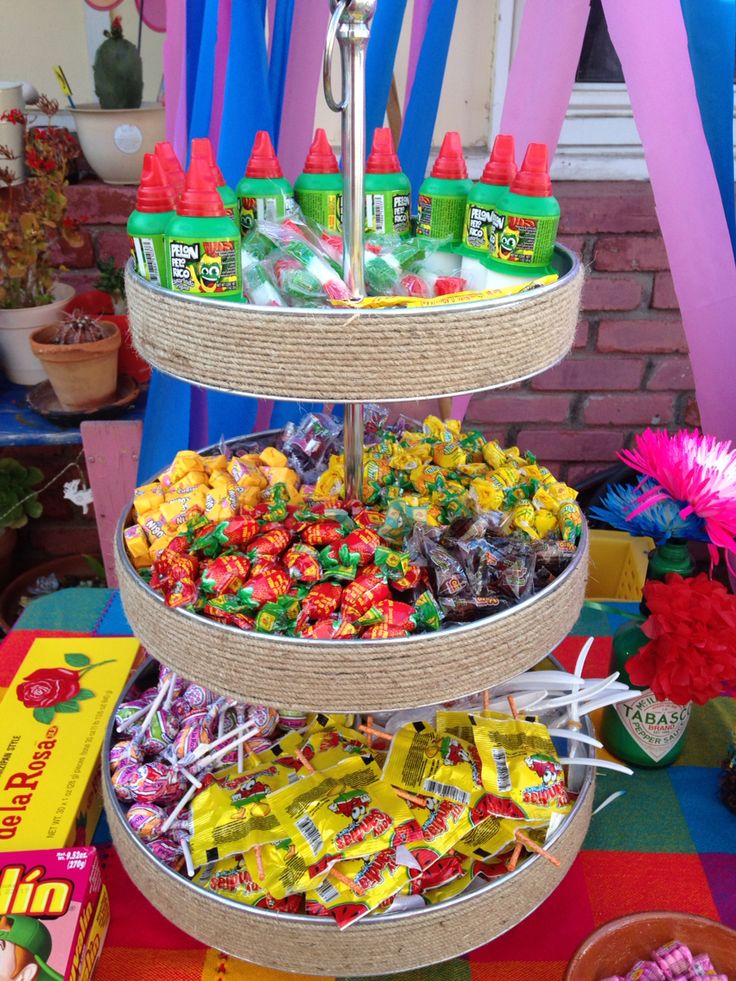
[
  {"x1": 0, "y1": 282, "x2": 75, "y2": 385},
  {"x1": 29, "y1": 320, "x2": 121, "y2": 411}
]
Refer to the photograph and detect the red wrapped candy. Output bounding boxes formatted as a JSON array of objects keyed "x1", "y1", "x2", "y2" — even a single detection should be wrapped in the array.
[
  {"x1": 361, "y1": 623, "x2": 409, "y2": 640},
  {"x1": 344, "y1": 528, "x2": 381, "y2": 565},
  {"x1": 247, "y1": 528, "x2": 292, "y2": 559},
  {"x1": 284, "y1": 543, "x2": 322, "y2": 583},
  {"x1": 164, "y1": 577, "x2": 198, "y2": 608},
  {"x1": 300, "y1": 520, "x2": 345, "y2": 547},
  {"x1": 302, "y1": 582, "x2": 342, "y2": 620},
  {"x1": 201, "y1": 554, "x2": 251, "y2": 595},
  {"x1": 302, "y1": 616, "x2": 357, "y2": 639},
  {"x1": 238, "y1": 566, "x2": 291, "y2": 610},
  {"x1": 341, "y1": 573, "x2": 391, "y2": 620}
]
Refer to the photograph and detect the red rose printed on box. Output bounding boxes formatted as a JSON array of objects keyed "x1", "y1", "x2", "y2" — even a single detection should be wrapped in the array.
[{"x1": 16, "y1": 652, "x2": 116, "y2": 724}]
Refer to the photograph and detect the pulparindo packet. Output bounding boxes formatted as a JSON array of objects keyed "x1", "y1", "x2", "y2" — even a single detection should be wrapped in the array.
[
  {"x1": 305, "y1": 848, "x2": 414, "y2": 929},
  {"x1": 194, "y1": 854, "x2": 302, "y2": 912},
  {"x1": 266, "y1": 755, "x2": 423, "y2": 871}
]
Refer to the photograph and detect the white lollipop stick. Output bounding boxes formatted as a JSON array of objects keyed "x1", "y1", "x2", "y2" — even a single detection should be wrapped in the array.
[
  {"x1": 592, "y1": 790, "x2": 627, "y2": 815},
  {"x1": 134, "y1": 676, "x2": 173, "y2": 737},
  {"x1": 160, "y1": 783, "x2": 197, "y2": 835},
  {"x1": 537, "y1": 674, "x2": 621, "y2": 709},
  {"x1": 237, "y1": 706, "x2": 246, "y2": 774},
  {"x1": 180, "y1": 768, "x2": 203, "y2": 790},
  {"x1": 558, "y1": 756, "x2": 634, "y2": 775},
  {"x1": 547, "y1": 728, "x2": 603, "y2": 749},
  {"x1": 117, "y1": 702, "x2": 150, "y2": 734},
  {"x1": 163, "y1": 673, "x2": 177, "y2": 709},
  {"x1": 181, "y1": 837, "x2": 195, "y2": 877},
  {"x1": 183, "y1": 720, "x2": 258, "y2": 766},
  {"x1": 195, "y1": 724, "x2": 260, "y2": 772}
]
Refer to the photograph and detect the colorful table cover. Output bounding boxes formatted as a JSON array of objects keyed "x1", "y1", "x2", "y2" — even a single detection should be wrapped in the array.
[{"x1": 1, "y1": 588, "x2": 734, "y2": 981}]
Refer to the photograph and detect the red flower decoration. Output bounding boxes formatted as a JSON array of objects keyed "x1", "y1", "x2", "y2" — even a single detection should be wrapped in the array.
[
  {"x1": 0, "y1": 108, "x2": 25, "y2": 125},
  {"x1": 16, "y1": 667, "x2": 81, "y2": 708},
  {"x1": 628, "y1": 573, "x2": 736, "y2": 705}
]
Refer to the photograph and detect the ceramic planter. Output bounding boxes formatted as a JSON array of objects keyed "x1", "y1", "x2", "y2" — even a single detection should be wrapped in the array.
[
  {"x1": 0, "y1": 282, "x2": 75, "y2": 385},
  {"x1": 29, "y1": 320, "x2": 121, "y2": 411},
  {"x1": 70, "y1": 103, "x2": 165, "y2": 185},
  {"x1": 0, "y1": 82, "x2": 24, "y2": 185}
]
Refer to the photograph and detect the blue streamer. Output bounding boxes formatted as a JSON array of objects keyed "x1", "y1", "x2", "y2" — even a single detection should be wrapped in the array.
[
  {"x1": 218, "y1": 0, "x2": 274, "y2": 188},
  {"x1": 269, "y1": 0, "x2": 295, "y2": 148},
  {"x1": 137, "y1": 371, "x2": 194, "y2": 481},
  {"x1": 398, "y1": 0, "x2": 458, "y2": 209},
  {"x1": 680, "y1": 0, "x2": 736, "y2": 254},
  {"x1": 188, "y1": 0, "x2": 219, "y2": 142},
  {"x1": 185, "y1": 0, "x2": 206, "y2": 142},
  {"x1": 365, "y1": 0, "x2": 408, "y2": 137}
]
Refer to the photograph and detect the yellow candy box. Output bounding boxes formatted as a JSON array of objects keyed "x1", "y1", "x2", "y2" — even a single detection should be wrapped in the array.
[{"x1": 0, "y1": 638, "x2": 140, "y2": 851}]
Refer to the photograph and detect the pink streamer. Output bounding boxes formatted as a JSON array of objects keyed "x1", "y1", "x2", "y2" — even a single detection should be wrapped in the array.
[
  {"x1": 405, "y1": 0, "x2": 432, "y2": 106},
  {"x1": 277, "y1": 0, "x2": 330, "y2": 182},
  {"x1": 602, "y1": 0, "x2": 736, "y2": 442},
  {"x1": 267, "y1": 0, "x2": 277, "y2": 56},
  {"x1": 163, "y1": 0, "x2": 184, "y2": 146},
  {"x1": 208, "y1": 0, "x2": 232, "y2": 152},
  {"x1": 499, "y1": 0, "x2": 590, "y2": 153},
  {"x1": 254, "y1": 399, "x2": 275, "y2": 432}
]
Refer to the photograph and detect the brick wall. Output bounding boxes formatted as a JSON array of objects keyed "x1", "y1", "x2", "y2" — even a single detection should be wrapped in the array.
[{"x1": 54, "y1": 178, "x2": 695, "y2": 492}]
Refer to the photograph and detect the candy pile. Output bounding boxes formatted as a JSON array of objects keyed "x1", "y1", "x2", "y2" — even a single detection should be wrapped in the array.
[
  {"x1": 602, "y1": 940, "x2": 729, "y2": 980},
  {"x1": 110, "y1": 664, "x2": 580, "y2": 929},
  {"x1": 123, "y1": 415, "x2": 582, "y2": 637},
  {"x1": 123, "y1": 444, "x2": 301, "y2": 570}
]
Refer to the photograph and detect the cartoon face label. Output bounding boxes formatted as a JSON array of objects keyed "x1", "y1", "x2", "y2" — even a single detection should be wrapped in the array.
[{"x1": 169, "y1": 238, "x2": 240, "y2": 295}]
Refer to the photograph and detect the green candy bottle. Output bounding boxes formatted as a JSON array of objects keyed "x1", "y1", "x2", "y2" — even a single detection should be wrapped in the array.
[
  {"x1": 417, "y1": 131, "x2": 473, "y2": 244},
  {"x1": 602, "y1": 539, "x2": 695, "y2": 768},
  {"x1": 236, "y1": 130, "x2": 296, "y2": 234},
  {"x1": 364, "y1": 127, "x2": 412, "y2": 238},
  {"x1": 127, "y1": 153, "x2": 176, "y2": 287},
  {"x1": 488, "y1": 142, "x2": 560, "y2": 275},
  {"x1": 165, "y1": 157, "x2": 242, "y2": 298},
  {"x1": 190, "y1": 136, "x2": 239, "y2": 224},
  {"x1": 461, "y1": 133, "x2": 516, "y2": 256},
  {"x1": 295, "y1": 128, "x2": 343, "y2": 232},
  {"x1": 155, "y1": 140, "x2": 185, "y2": 200}
]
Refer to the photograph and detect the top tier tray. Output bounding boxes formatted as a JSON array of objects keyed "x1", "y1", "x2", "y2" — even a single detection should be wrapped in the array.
[{"x1": 125, "y1": 246, "x2": 583, "y2": 403}]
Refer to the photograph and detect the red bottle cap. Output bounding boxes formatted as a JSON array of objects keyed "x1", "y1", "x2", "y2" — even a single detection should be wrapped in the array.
[
  {"x1": 430, "y1": 131, "x2": 468, "y2": 180},
  {"x1": 302, "y1": 128, "x2": 339, "y2": 174},
  {"x1": 177, "y1": 157, "x2": 226, "y2": 217},
  {"x1": 245, "y1": 130, "x2": 283, "y2": 178},
  {"x1": 480, "y1": 134, "x2": 517, "y2": 186},
  {"x1": 136, "y1": 153, "x2": 176, "y2": 212},
  {"x1": 190, "y1": 136, "x2": 227, "y2": 188},
  {"x1": 509, "y1": 142, "x2": 552, "y2": 197},
  {"x1": 366, "y1": 127, "x2": 402, "y2": 174},
  {"x1": 155, "y1": 141, "x2": 185, "y2": 196}
]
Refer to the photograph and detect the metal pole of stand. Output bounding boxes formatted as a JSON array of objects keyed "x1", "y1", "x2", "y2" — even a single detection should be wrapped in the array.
[{"x1": 323, "y1": 0, "x2": 377, "y2": 501}]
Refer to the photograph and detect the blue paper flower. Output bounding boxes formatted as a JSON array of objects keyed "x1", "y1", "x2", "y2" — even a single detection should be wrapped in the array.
[{"x1": 589, "y1": 481, "x2": 708, "y2": 545}]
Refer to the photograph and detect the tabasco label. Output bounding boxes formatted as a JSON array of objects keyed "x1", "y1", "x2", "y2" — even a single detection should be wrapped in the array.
[{"x1": 614, "y1": 690, "x2": 691, "y2": 763}]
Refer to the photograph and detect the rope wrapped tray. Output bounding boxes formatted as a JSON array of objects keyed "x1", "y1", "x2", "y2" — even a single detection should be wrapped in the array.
[
  {"x1": 125, "y1": 246, "x2": 583, "y2": 402},
  {"x1": 103, "y1": 671, "x2": 595, "y2": 976},
  {"x1": 115, "y1": 514, "x2": 589, "y2": 713}
]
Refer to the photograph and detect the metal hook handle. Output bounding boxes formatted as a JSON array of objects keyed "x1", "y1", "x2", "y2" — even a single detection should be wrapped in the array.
[{"x1": 323, "y1": 0, "x2": 349, "y2": 112}]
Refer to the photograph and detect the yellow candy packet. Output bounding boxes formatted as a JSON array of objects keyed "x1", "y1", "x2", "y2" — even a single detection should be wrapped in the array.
[
  {"x1": 423, "y1": 853, "x2": 508, "y2": 905},
  {"x1": 382, "y1": 722, "x2": 484, "y2": 807},
  {"x1": 193, "y1": 854, "x2": 302, "y2": 912},
  {"x1": 133, "y1": 481, "x2": 165, "y2": 518},
  {"x1": 305, "y1": 848, "x2": 412, "y2": 929},
  {"x1": 243, "y1": 837, "x2": 336, "y2": 901},
  {"x1": 189, "y1": 778, "x2": 284, "y2": 867},
  {"x1": 123, "y1": 524, "x2": 151, "y2": 569},
  {"x1": 473, "y1": 720, "x2": 572, "y2": 822},
  {"x1": 267, "y1": 755, "x2": 423, "y2": 869},
  {"x1": 160, "y1": 450, "x2": 204, "y2": 487}
]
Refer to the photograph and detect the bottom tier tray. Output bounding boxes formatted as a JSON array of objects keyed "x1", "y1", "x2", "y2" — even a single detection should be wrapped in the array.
[{"x1": 103, "y1": 705, "x2": 595, "y2": 976}]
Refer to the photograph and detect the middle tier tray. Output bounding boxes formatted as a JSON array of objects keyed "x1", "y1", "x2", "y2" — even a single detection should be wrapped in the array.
[
  {"x1": 125, "y1": 245, "x2": 583, "y2": 402},
  {"x1": 115, "y1": 518, "x2": 589, "y2": 713}
]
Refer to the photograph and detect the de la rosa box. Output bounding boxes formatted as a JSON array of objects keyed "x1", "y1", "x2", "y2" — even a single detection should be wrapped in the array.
[
  {"x1": 0, "y1": 847, "x2": 109, "y2": 980},
  {"x1": 0, "y1": 638, "x2": 140, "y2": 850}
]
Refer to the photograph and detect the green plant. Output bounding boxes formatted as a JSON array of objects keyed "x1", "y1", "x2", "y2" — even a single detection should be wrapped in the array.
[
  {"x1": 53, "y1": 309, "x2": 109, "y2": 345},
  {"x1": 93, "y1": 17, "x2": 143, "y2": 110},
  {"x1": 0, "y1": 95, "x2": 82, "y2": 308},
  {"x1": 0, "y1": 458, "x2": 43, "y2": 532},
  {"x1": 95, "y1": 256, "x2": 126, "y2": 310}
]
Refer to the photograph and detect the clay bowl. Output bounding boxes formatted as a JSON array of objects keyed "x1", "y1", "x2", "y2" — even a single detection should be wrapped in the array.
[{"x1": 565, "y1": 912, "x2": 736, "y2": 980}]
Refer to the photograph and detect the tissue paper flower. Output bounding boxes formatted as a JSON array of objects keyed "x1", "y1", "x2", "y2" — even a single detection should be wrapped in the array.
[{"x1": 589, "y1": 480, "x2": 708, "y2": 545}]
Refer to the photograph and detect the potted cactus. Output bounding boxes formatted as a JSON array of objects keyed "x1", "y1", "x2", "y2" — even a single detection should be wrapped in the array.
[
  {"x1": 29, "y1": 309, "x2": 121, "y2": 411},
  {"x1": 70, "y1": 17, "x2": 164, "y2": 184}
]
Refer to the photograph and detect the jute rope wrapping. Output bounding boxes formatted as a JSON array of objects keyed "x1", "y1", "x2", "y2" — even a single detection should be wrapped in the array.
[
  {"x1": 125, "y1": 259, "x2": 583, "y2": 401},
  {"x1": 103, "y1": 771, "x2": 593, "y2": 976},
  {"x1": 114, "y1": 525, "x2": 589, "y2": 713}
]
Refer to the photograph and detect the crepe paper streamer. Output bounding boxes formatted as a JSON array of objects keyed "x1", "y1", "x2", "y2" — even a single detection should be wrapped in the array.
[
  {"x1": 208, "y1": 0, "x2": 232, "y2": 152},
  {"x1": 449, "y1": 394, "x2": 472, "y2": 425},
  {"x1": 203, "y1": 391, "x2": 262, "y2": 445},
  {"x1": 136, "y1": 0, "x2": 166, "y2": 32},
  {"x1": 163, "y1": 0, "x2": 186, "y2": 156},
  {"x1": 602, "y1": 0, "x2": 736, "y2": 442},
  {"x1": 499, "y1": 0, "x2": 590, "y2": 156},
  {"x1": 137, "y1": 372, "x2": 195, "y2": 481},
  {"x1": 267, "y1": 0, "x2": 277, "y2": 50},
  {"x1": 398, "y1": 0, "x2": 459, "y2": 209},
  {"x1": 276, "y1": 0, "x2": 331, "y2": 182},
  {"x1": 189, "y1": 386, "x2": 209, "y2": 449},
  {"x1": 188, "y1": 0, "x2": 219, "y2": 143},
  {"x1": 405, "y1": 0, "x2": 432, "y2": 105},
  {"x1": 365, "y1": 0, "x2": 408, "y2": 137},
  {"x1": 680, "y1": 0, "x2": 736, "y2": 254},
  {"x1": 269, "y1": 0, "x2": 295, "y2": 148},
  {"x1": 218, "y1": 0, "x2": 273, "y2": 189},
  {"x1": 254, "y1": 399, "x2": 276, "y2": 433},
  {"x1": 185, "y1": 0, "x2": 206, "y2": 131}
]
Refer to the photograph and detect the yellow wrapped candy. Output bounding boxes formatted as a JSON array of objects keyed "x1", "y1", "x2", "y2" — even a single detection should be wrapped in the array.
[
  {"x1": 123, "y1": 525, "x2": 150, "y2": 569},
  {"x1": 159, "y1": 488, "x2": 208, "y2": 527},
  {"x1": 532, "y1": 487, "x2": 560, "y2": 514},
  {"x1": 547, "y1": 481, "x2": 578, "y2": 503},
  {"x1": 260, "y1": 446, "x2": 288, "y2": 468},
  {"x1": 490, "y1": 466, "x2": 521, "y2": 489},
  {"x1": 262, "y1": 466, "x2": 299, "y2": 487},
  {"x1": 469, "y1": 478, "x2": 504, "y2": 512},
  {"x1": 159, "y1": 450, "x2": 203, "y2": 487},
  {"x1": 202, "y1": 453, "x2": 228, "y2": 474},
  {"x1": 481, "y1": 440, "x2": 506, "y2": 470},
  {"x1": 133, "y1": 482, "x2": 164, "y2": 518},
  {"x1": 512, "y1": 501, "x2": 540, "y2": 539},
  {"x1": 138, "y1": 509, "x2": 170, "y2": 543},
  {"x1": 534, "y1": 508, "x2": 558, "y2": 539},
  {"x1": 148, "y1": 533, "x2": 175, "y2": 562},
  {"x1": 433, "y1": 443, "x2": 466, "y2": 469},
  {"x1": 558, "y1": 500, "x2": 583, "y2": 542}
]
